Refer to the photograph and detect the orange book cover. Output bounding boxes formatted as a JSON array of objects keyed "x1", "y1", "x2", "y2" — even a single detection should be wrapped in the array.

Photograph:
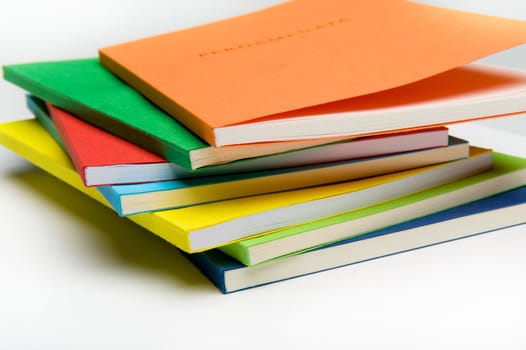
[{"x1": 99, "y1": 0, "x2": 526, "y2": 146}]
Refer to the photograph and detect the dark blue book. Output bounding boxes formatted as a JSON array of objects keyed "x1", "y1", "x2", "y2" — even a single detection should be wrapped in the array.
[{"x1": 184, "y1": 186, "x2": 526, "y2": 293}]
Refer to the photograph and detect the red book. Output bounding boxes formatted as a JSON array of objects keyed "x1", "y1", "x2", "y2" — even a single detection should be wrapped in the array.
[
  {"x1": 40, "y1": 99, "x2": 450, "y2": 187},
  {"x1": 47, "y1": 102, "x2": 176, "y2": 186}
]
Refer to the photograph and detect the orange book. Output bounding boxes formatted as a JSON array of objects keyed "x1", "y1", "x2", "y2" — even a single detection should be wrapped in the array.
[{"x1": 99, "y1": 0, "x2": 526, "y2": 146}]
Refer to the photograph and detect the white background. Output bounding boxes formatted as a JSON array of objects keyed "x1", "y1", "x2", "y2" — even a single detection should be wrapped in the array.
[{"x1": 1, "y1": 1, "x2": 526, "y2": 349}]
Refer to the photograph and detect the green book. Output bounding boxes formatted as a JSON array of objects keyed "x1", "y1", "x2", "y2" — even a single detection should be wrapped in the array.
[
  {"x1": 220, "y1": 151, "x2": 526, "y2": 266},
  {"x1": 3, "y1": 59, "x2": 350, "y2": 170}
]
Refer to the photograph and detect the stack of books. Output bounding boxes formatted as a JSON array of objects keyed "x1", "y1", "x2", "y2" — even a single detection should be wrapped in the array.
[{"x1": 2, "y1": 0, "x2": 526, "y2": 293}]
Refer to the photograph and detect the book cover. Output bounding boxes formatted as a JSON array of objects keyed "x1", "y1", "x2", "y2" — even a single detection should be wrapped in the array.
[
  {"x1": 27, "y1": 95, "x2": 450, "y2": 187},
  {"x1": 187, "y1": 186, "x2": 526, "y2": 293},
  {"x1": 3, "y1": 59, "x2": 350, "y2": 170},
  {"x1": 99, "y1": 0, "x2": 526, "y2": 146},
  {"x1": 2, "y1": 119, "x2": 526, "y2": 254},
  {"x1": 97, "y1": 136, "x2": 469, "y2": 216}
]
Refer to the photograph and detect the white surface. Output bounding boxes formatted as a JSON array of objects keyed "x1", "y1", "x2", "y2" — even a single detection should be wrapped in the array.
[{"x1": 1, "y1": 1, "x2": 526, "y2": 349}]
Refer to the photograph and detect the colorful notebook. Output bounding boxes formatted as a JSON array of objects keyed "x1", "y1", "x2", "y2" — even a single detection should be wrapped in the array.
[
  {"x1": 187, "y1": 186, "x2": 526, "y2": 293},
  {"x1": 27, "y1": 95, "x2": 450, "y2": 187},
  {"x1": 99, "y1": 0, "x2": 526, "y2": 146},
  {"x1": 220, "y1": 151, "x2": 526, "y2": 264}
]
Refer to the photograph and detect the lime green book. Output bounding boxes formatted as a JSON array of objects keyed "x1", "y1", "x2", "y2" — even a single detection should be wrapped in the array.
[
  {"x1": 0, "y1": 119, "x2": 495, "y2": 253},
  {"x1": 220, "y1": 147, "x2": 526, "y2": 265}
]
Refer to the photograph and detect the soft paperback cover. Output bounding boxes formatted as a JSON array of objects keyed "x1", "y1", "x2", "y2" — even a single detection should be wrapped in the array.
[
  {"x1": 27, "y1": 95, "x2": 450, "y2": 187},
  {"x1": 186, "y1": 186, "x2": 526, "y2": 293},
  {"x1": 2, "y1": 119, "x2": 526, "y2": 255},
  {"x1": 3, "y1": 59, "x2": 350, "y2": 170},
  {"x1": 99, "y1": 0, "x2": 526, "y2": 145}
]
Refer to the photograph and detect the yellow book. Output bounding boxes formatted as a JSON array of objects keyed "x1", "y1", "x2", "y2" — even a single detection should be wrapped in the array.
[{"x1": 0, "y1": 119, "x2": 492, "y2": 252}]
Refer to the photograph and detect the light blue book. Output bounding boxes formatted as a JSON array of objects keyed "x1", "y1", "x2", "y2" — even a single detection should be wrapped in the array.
[{"x1": 97, "y1": 136, "x2": 468, "y2": 216}]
